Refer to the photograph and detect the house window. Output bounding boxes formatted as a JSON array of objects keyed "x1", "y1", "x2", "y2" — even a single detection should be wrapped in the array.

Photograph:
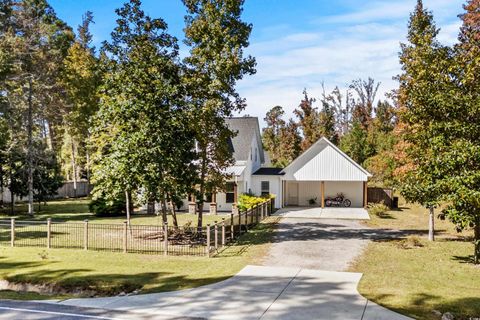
[
  {"x1": 225, "y1": 182, "x2": 235, "y2": 203},
  {"x1": 261, "y1": 181, "x2": 270, "y2": 197}
]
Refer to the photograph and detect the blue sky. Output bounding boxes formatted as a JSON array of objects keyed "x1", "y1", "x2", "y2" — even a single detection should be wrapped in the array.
[{"x1": 50, "y1": 0, "x2": 465, "y2": 126}]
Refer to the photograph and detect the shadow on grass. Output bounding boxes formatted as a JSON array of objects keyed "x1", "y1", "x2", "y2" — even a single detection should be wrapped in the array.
[
  {"x1": 1, "y1": 264, "x2": 231, "y2": 298},
  {"x1": 451, "y1": 255, "x2": 476, "y2": 264},
  {"x1": 214, "y1": 218, "x2": 279, "y2": 258}
]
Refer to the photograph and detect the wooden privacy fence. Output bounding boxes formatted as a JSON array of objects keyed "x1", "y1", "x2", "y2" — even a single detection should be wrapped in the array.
[
  {"x1": 0, "y1": 197, "x2": 275, "y2": 257},
  {"x1": 367, "y1": 187, "x2": 393, "y2": 208}
]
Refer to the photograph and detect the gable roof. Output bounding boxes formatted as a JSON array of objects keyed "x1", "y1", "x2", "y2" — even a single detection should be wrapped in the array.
[
  {"x1": 281, "y1": 137, "x2": 372, "y2": 181},
  {"x1": 224, "y1": 117, "x2": 265, "y2": 163}
]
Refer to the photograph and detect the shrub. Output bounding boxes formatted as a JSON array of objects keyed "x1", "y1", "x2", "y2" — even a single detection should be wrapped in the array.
[
  {"x1": 397, "y1": 236, "x2": 424, "y2": 249},
  {"x1": 89, "y1": 197, "x2": 126, "y2": 217},
  {"x1": 237, "y1": 194, "x2": 269, "y2": 211},
  {"x1": 367, "y1": 202, "x2": 390, "y2": 218}
]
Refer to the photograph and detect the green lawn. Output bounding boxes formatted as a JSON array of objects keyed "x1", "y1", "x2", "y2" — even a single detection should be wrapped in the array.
[
  {"x1": 349, "y1": 200, "x2": 479, "y2": 320},
  {"x1": 0, "y1": 216, "x2": 280, "y2": 300},
  {"x1": 0, "y1": 198, "x2": 224, "y2": 226}
]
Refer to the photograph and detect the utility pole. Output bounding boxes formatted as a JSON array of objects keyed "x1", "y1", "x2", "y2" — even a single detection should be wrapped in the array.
[{"x1": 27, "y1": 77, "x2": 34, "y2": 216}]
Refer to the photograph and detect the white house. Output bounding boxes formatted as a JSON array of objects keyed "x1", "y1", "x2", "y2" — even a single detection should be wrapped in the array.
[{"x1": 184, "y1": 116, "x2": 371, "y2": 213}]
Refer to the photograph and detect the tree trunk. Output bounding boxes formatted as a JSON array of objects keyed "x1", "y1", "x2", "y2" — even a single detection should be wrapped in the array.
[
  {"x1": 168, "y1": 194, "x2": 178, "y2": 228},
  {"x1": 160, "y1": 193, "x2": 168, "y2": 225},
  {"x1": 10, "y1": 185, "x2": 14, "y2": 215},
  {"x1": 428, "y1": 206, "x2": 435, "y2": 241},
  {"x1": 125, "y1": 190, "x2": 131, "y2": 225},
  {"x1": 197, "y1": 147, "x2": 208, "y2": 228},
  {"x1": 86, "y1": 132, "x2": 91, "y2": 184},
  {"x1": 71, "y1": 136, "x2": 77, "y2": 198},
  {"x1": 27, "y1": 78, "x2": 34, "y2": 216},
  {"x1": 474, "y1": 217, "x2": 480, "y2": 264}
]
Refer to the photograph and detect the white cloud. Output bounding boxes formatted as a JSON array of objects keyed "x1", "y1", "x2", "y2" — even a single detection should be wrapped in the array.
[{"x1": 237, "y1": 0, "x2": 464, "y2": 128}]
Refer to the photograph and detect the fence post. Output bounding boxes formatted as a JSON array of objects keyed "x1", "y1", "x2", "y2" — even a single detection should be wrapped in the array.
[
  {"x1": 214, "y1": 221, "x2": 218, "y2": 250},
  {"x1": 230, "y1": 213, "x2": 234, "y2": 240},
  {"x1": 47, "y1": 218, "x2": 51, "y2": 249},
  {"x1": 206, "y1": 224, "x2": 211, "y2": 257},
  {"x1": 244, "y1": 211, "x2": 248, "y2": 232},
  {"x1": 10, "y1": 218, "x2": 15, "y2": 247},
  {"x1": 164, "y1": 222, "x2": 168, "y2": 256},
  {"x1": 255, "y1": 205, "x2": 259, "y2": 224},
  {"x1": 123, "y1": 221, "x2": 128, "y2": 253},
  {"x1": 84, "y1": 219, "x2": 89, "y2": 250},
  {"x1": 221, "y1": 218, "x2": 226, "y2": 247},
  {"x1": 238, "y1": 211, "x2": 242, "y2": 234}
]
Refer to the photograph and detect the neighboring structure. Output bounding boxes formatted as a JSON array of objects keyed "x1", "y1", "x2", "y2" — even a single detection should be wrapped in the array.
[{"x1": 183, "y1": 116, "x2": 371, "y2": 213}]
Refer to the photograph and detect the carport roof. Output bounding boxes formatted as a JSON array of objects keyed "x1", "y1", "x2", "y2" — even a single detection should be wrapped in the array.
[{"x1": 281, "y1": 137, "x2": 372, "y2": 181}]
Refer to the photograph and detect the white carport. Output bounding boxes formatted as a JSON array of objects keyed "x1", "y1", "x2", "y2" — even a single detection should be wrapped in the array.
[{"x1": 280, "y1": 138, "x2": 371, "y2": 208}]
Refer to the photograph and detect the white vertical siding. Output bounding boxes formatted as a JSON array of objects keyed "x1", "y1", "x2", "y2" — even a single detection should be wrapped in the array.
[
  {"x1": 282, "y1": 140, "x2": 369, "y2": 181},
  {"x1": 251, "y1": 175, "x2": 282, "y2": 208}
]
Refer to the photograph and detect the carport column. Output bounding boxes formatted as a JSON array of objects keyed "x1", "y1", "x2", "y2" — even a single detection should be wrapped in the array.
[
  {"x1": 363, "y1": 181, "x2": 368, "y2": 208},
  {"x1": 321, "y1": 181, "x2": 325, "y2": 208}
]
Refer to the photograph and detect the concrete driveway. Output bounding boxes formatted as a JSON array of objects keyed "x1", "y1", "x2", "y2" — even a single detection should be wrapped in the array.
[
  {"x1": 274, "y1": 207, "x2": 370, "y2": 220},
  {"x1": 262, "y1": 217, "x2": 373, "y2": 271},
  {"x1": 47, "y1": 265, "x2": 409, "y2": 320}
]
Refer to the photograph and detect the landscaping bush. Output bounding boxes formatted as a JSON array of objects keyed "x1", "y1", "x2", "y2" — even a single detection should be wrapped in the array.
[
  {"x1": 237, "y1": 194, "x2": 270, "y2": 211},
  {"x1": 367, "y1": 202, "x2": 390, "y2": 218},
  {"x1": 397, "y1": 236, "x2": 424, "y2": 249},
  {"x1": 89, "y1": 197, "x2": 126, "y2": 217}
]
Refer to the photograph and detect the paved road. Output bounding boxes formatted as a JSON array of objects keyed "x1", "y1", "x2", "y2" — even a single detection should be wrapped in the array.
[
  {"x1": 42, "y1": 265, "x2": 410, "y2": 320},
  {"x1": 0, "y1": 300, "x2": 202, "y2": 320}
]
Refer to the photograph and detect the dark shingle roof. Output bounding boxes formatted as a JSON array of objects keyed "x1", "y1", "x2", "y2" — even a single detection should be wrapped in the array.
[
  {"x1": 253, "y1": 167, "x2": 285, "y2": 175},
  {"x1": 224, "y1": 117, "x2": 264, "y2": 163}
]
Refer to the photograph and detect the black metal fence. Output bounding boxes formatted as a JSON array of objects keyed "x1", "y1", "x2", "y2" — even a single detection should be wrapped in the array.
[{"x1": 0, "y1": 197, "x2": 275, "y2": 257}]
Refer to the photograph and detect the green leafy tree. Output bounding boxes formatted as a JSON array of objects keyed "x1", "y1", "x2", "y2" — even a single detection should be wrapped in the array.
[
  {"x1": 397, "y1": 0, "x2": 452, "y2": 242},
  {"x1": 91, "y1": 0, "x2": 191, "y2": 224},
  {"x1": 318, "y1": 85, "x2": 339, "y2": 144},
  {"x1": 339, "y1": 121, "x2": 374, "y2": 165},
  {"x1": 278, "y1": 119, "x2": 302, "y2": 167},
  {"x1": 349, "y1": 78, "x2": 380, "y2": 130},
  {"x1": 294, "y1": 89, "x2": 319, "y2": 151},
  {"x1": 438, "y1": 0, "x2": 480, "y2": 262},
  {"x1": 183, "y1": 0, "x2": 256, "y2": 227},
  {"x1": 262, "y1": 106, "x2": 285, "y2": 167},
  {"x1": 62, "y1": 12, "x2": 101, "y2": 189},
  {"x1": 0, "y1": 0, "x2": 72, "y2": 214}
]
